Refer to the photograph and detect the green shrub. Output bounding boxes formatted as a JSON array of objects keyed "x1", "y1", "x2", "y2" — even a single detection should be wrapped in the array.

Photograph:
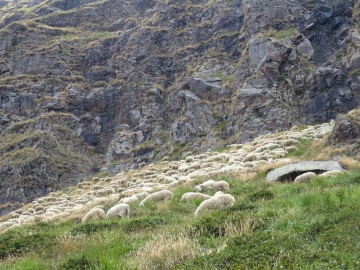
[
  {"x1": 246, "y1": 190, "x2": 275, "y2": 202},
  {"x1": 0, "y1": 232, "x2": 57, "y2": 259},
  {"x1": 122, "y1": 214, "x2": 170, "y2": 233},
  {"x1": 70, "y1": 222, "x2": 119, "y2": 236},
  {"x1": 59, "y1": 254, "x2": 93, "y2": 270}
]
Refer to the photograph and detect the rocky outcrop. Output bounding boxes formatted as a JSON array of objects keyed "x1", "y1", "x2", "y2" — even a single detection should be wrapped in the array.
[{"x1": 328, "y1": 108, "x2": 360, "y2": 148}]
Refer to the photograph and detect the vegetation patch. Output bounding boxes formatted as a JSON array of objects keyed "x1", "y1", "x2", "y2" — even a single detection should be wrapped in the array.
[{"x1": 0, "y1": 231, "x2": 57, "y2": 259}]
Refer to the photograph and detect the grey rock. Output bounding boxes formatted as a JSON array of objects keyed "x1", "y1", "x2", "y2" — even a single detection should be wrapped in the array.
[
  {"x1": 351, "y1": 29, "x2": 360, "y2": 47},
  {"x1": 234, "y1": 88, "x2": 264, "y2": 115},
  {"x1": 288, "y1": 49, "x2": 297, "y2": 62},
  {"x1": 302, "y1": 67, "x2": 357, "y2": 122},
  {"x1": 266, "y1": 161, "x2": 344, "y2": 182},
  {"x1": 182, "y1": 77, "x2": 230, "y2": 102},
  {"x1": 350, "y1": 53, "x2": 360, "y2": 71},
  {"x1": 328, "y1": 111, "x2": 360, "y2": 146},
  {"x1": 296, "y1": 39, "x2": 314, "y2": 59},
  {"x1": 248, "y1": 38, "x2": 271, "y2": 71}
]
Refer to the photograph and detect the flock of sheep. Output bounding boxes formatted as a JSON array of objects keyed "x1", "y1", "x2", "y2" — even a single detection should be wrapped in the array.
[
  {"x1": 0, "y1": 121, "x2": 335, "y2": 234},
  {"x1": 82, "y1": 182, "x2": 234, "y2": 223}
]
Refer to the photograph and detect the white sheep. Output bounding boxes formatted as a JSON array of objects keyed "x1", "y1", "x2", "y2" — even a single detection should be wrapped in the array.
[
  {"x1": 82, "y1": 207, "x2": 106, "y2": 223},
  {"x1": 139, "y1": 190, "x2": 173, "y2": 206},
  {"x1": 134, "y1": 192, "x2": 150, "y2": 199},
  {"x1": 319, "y1": 170, "x2": 343, "y2": 177},
  {"x1": 285, "y1": 146, "x2": 299, "y2": 152},
  {"x1": 0, "y1": 221, "x2": 18, "y2": 233},
  {"x1": 195, "y1": 180, "x2": 229, "y2": 192},
  {"x1": 180, "y1": 192, "x2": 212, "y2": 202},
  {"x1": 242, "y1": 154, "x2": 257, "y2": 162},
  {"x1": 106, "y1": 203, "x2": 130, "y2": 219},
  {"x1": 294, "y1": 172, "x2": 317, "y2": 184},
  {"x1": 49, "y1": 212, "x2": 70, "y2": 223},
  {"x1": 282, "y1": 139, "x2": 300, "y2": 147},
  {"x1": 120, "y1": 195, "x2": 139, "y2": 204},
  {"x1": 194, "y1": 193, "x2": 235, "y2": 216},
  {"x1": 166, "y1": 178, "x2": 187, "y2": 189}
]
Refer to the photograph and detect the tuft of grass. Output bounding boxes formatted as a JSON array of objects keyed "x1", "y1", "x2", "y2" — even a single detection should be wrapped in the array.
[
  {"x1": 129, "y1": 232, "x2": 200, "y2": 270},
  {"x1": 273, "y1": 27, "x2": 298, "y2": 40}
]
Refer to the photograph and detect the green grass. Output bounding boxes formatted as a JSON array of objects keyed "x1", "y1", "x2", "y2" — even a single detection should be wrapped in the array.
[
  {"x1": 1, "y1": 170, "x2": 360, "y2": 269},
  {"x1": 273, "y1": 27, "x2": 298, "y2": 40}
]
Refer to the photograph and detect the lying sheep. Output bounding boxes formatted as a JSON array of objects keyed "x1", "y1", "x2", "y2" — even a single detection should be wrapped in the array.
[
  {"x1": 139, "y1": 190, "x2": 173, "y2": 206},
  {"x1": 106, "y1": 203, "x2": 130, "y2": 219},
  {"x1": 319, "y1": 170, "x2": 343, "y2": 177},
  {"x1": 180, "y1": 192, "x2": 211, "y2": 202},
  {"x1": 82, "y1": 207, "x2": 106, "y2": 223},
  {"x1": 195, "y1": 180, "x2": 229, "y2": 192},
  {"x1": 194, "y1": 193, "x2": 235, "y2": 216},
  {"x1": 294, "y1": 172, "x2": 317, "y2": 184}
]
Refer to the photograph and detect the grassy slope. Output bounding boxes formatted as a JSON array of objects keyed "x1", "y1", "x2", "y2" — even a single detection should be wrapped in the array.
[{"x1": 0, "y1": 168, "x2": 360, "y2": 269}]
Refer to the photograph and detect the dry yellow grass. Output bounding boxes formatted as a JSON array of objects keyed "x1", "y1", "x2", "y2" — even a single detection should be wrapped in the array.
[
  {"x1": 129, "y1": 232, "x2": 200, "y2": 270},
  {"x1": 224, "y1": 215, "x2": 258, "y2": 237},
  {"x1": 339, "y1": 156, "x2": 360, "y2": 170},
  {"x1": 315, "y1": 145, "x2": 348, "y2": 161},
  {"x1": 55, "y1": 233, "x2": 84, "y2": 257}
]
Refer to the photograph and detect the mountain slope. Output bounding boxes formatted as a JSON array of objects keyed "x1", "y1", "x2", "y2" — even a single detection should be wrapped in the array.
[{"x1": 0, "y1": 0, "x2": 359, "y2": 214}]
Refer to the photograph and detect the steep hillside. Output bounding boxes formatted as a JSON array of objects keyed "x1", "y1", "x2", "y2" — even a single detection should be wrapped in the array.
[
  {"x1": 0, "y1": 0, "x2": 360, "y2": 214},
  {"x1": 0, "y1": 121, "x2": 360, "y2": 269}
]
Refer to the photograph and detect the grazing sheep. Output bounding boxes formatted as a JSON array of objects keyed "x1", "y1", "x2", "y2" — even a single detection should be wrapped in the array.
[
  {"x1": 285, "y1": 146, "x2": 299, "y2": 152},
  {"x1": 120, "y1": 195, "x2": 139, "y2": 204},
  {"x1": 106, "y1": 203, "x2": 130, "y2": 219},
  {"x1": 166, "y1": 178, "x2": 187, "y2": 189},
  {"x1": 49, "y1": 212, "x2": 70, "y2": 223},
  {"x1": 134, "y1": 192, "x2": 150, "y2": 200},
  {"x1": 93, "y1": 185, "x2": 102, "y2": 191},
  {"x1": 10, "y1": 213, "x2": 20, "y2": 219},
  {"x1": 117, "y1": 187, "x2": 126, "y2": 193},
  {"x1": 139, "y1": 190, "x2": 173, "y2": 206},
  {"x1": 314, "y1": 132, "x2": 324, "y2": 139},
  {"x1": 195, "y1": 180, "x2": 229, "y2": 192},
  {"x1": 180, "y1": 192, "x2": 211, "y2": 202},
  {"x1": 242, "y1": 154, "x2": 257, "y2": 162},
  {"x1": 82, "y1": 207, "x2": 106, "y2": 223},
  {"x1": 294, "y1": 172, "x2": 317, "y2": 184},
  {"x1": 179, "y1": 165, "x2": 190, "y2": 172},
  {"x1": 0, "y1": 222, "x2": 18, "y2": 233},
  {"x1": 194, "y1": 193, "x2": 235, "y2": 216},
  {"x1": 282, "y1": 139, "x2": 300, "y2": 147}
]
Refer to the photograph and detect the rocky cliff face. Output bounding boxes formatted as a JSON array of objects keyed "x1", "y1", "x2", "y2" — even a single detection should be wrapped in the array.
[{"x1": 0, "y1": 0, "x2": 359, "y2": 215}]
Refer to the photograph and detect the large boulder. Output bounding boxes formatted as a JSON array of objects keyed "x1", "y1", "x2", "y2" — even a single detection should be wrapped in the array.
[{"x1": 266, "y1": 161, "x2": 344, "y2": 182}]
